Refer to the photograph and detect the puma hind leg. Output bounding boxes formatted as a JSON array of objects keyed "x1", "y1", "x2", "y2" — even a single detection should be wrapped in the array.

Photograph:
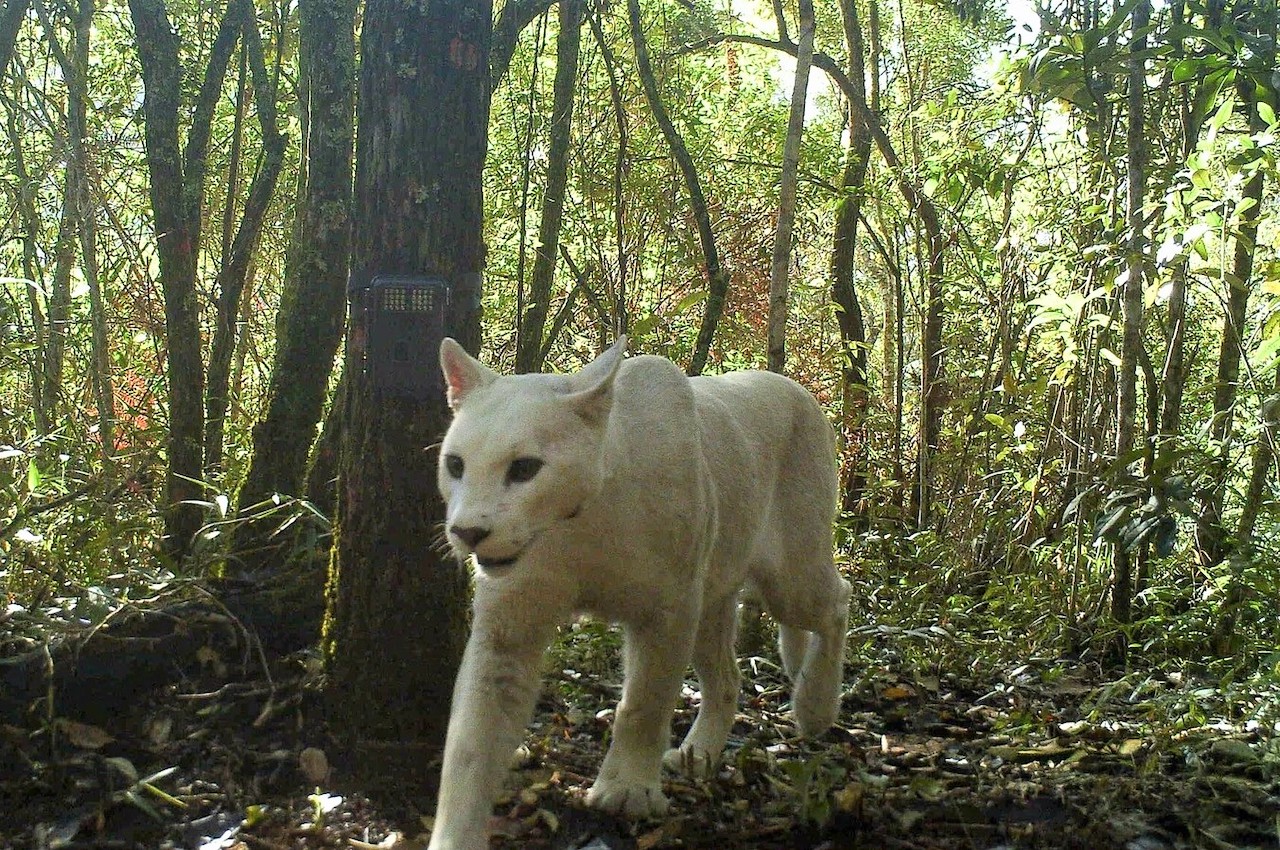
[
  {"x1": 762, "y1": 566, "x2": 851, "y2": 737},
  {"x1": 663, "y1": 592, "x2": 740, "y2": 776},
  {"x1": 787, "y1": 575, "x2": 851, "y2": 735},
  {"x1": 778, "y1": 621, "x2": 807, "y2": 681}
]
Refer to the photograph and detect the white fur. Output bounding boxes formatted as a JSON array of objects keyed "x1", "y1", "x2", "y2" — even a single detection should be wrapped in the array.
[{"x1": 427, "y1": 339, "x2": 852, "y2": 850}]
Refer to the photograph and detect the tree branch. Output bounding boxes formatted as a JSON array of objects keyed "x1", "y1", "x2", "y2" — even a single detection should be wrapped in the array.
[
  {"x1": 629, "y1": 0, "x2": 727, "y2": 375},
  {"x1": 0, "y1": 0, "x2": 31, "y2": 79},
  {"x1": 491, "y1": 0, "x2": 555, "y2": 91}
]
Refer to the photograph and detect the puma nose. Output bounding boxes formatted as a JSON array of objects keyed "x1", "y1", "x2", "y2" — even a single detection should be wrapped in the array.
[{"x1": 451, "y1": 525, "x2": 490, "y2": 549}]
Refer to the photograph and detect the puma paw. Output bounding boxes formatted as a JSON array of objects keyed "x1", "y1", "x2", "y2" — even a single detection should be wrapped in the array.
[
  {"x1": 662, "y1": 745, "x2": 715, "y2": 777},
  {"x1": 425, "y1": 831, "x2": 485, "y2": 850},
  {"x1": 585, "y1": 775, "x2": 670, "y2": 819}
]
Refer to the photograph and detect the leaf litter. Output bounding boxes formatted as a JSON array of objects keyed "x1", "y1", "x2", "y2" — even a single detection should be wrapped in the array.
[{"x1": 0, "y1": 647, "x2": 1277, "y2": 850}]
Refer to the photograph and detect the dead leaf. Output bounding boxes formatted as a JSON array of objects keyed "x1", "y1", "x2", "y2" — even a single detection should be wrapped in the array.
[
  {"x1": 299, "y1": 747, "x2": 330, "y2": 783},
  {"x1": 55, "y1": 719, "x2": 114, "y2": 750},
  {"x1": 882, "y1": 684, "x2": 917, "y2": 701},
  {"x1": 145, "y1": 714, "x2": 173, "y2": 747},
  {"x1": 196, "y1": 645, "x2": 227, "y2": 676},
  {"x1": 533, "y1": 807, "x2": 559, "y2": 832},
  {"x1": 989, "y1": 740, "x2": 1076, "y2": 763},
  {"x1": 638, "y1": 826, "x2": 666, "y2": 850},
  {"x1": 1118, "y1": 739, "x2": 1144, "y2": 757},
  {"x1": 833, "y1": 782, "x2": 865, "y2": 813}
]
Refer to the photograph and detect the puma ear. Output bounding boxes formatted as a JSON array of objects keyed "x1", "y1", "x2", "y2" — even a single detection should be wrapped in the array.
[
  {"x1": 567, "y1": 336, "x2": 627, "y2": 422},
  {"x1": 440, "y1": 338, "x2": 497, "y2": 411}
]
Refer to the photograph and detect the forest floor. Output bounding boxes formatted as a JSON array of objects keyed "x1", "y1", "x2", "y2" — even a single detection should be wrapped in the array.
[{"x1": 1, "y1": 641, "x2": 1277, "y2": 850}]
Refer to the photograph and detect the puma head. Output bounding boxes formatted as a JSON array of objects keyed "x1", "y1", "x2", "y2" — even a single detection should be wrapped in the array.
[{"x1": 437, "y1": 338, "x2": 627, "y2": 575}]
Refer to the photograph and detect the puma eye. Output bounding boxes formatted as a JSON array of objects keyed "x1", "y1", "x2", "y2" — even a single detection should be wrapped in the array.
[
  {"x1": 444, "y1": 454, "x2": 464, "y2": 479},
  {"x1": 506, "y1": 457, "x2": 543, "y2": 484}
]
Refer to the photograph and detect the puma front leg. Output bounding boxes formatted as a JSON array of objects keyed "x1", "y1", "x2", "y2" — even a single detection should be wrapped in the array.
[
  {"x1": 587, "y1": 612, "x2": 695, "y2": 819},
  {"x1": 427, "y1": 602, "x2": 557, "y2": 850}
]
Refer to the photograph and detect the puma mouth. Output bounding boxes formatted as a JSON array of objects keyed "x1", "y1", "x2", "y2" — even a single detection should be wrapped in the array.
[{"x1": 475, "y1": 553, "x2": 521, "y2": 573}]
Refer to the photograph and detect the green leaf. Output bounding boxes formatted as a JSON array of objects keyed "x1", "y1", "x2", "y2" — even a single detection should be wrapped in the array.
[
  {"x1": 1155, "y1": 516, "x2": 1178, "y2": 558},
  {"x1": 1192, "y1": 67, "x2": 1236, "y2": 129},
  {"x1": 1207, "y1": 88, "x2": 1237, "y2": 132},
  {"x1": 1120, "y1": 515, "x2": 1161, "y2": 552},
  {"x1": 1063, "y1": 487, "x2": 1095, "y2": 523},
  {"x1": 672, "y1": 289, "x2": 708, "y2": 313},
  {"x1": 1093, "y1": 504, "x2": 1131, "y2": 543},
  {"x1": 629, "y1": 314, "x2": 660, "y2": 338},
  {"x1": 1099, "y1": 0, "x2": 1142, "y2": 38},
  {"x1": 1171, "y1": 58, "x2": 1200, "y2": 83},
  {"x1": 27, "y1": 459, "x2": 41, "y2": 492},
  {"x1": 1258, "y1": 100, "x2": 1277, "y2": 127}
]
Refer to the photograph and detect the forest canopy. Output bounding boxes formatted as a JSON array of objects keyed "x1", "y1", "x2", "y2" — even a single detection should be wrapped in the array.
[
  {"x1": 1, "y1": 0, "x2": 1278, "y2": 846},
  {"x1": 0, "y1": 0, "x2": 1277, "y2": 824}
]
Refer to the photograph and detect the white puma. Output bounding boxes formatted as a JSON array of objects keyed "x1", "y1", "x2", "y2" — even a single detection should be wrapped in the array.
[{"x1": 427, "y1": 338, "x2": 852, "y2": 850}]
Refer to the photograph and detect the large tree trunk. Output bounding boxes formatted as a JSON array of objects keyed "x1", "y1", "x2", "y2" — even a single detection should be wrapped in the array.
[
  {"x1": 324, "y1": 0, "x2": 489, "y2": 787},
  {"x1": 234, "y1": 0, "x2": 356, "y2": 568},
  {"x1": 130, "y1": 0, "x2": 206, "y2": 557},
  {"x1": 628, "y1": 0, "x2": 727, "y2": 375},
  {"x1": 515, "y1": 0, "x2": 582, "y2": 374}
]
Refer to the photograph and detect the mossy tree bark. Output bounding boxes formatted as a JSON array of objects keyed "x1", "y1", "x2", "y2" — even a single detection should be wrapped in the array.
[
  {"x1": 323, "y1": 0, "x2": 489, "y2": 787},
  {"x1": 233, "y1": 0, "x2": 355, "y2": 569}
]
